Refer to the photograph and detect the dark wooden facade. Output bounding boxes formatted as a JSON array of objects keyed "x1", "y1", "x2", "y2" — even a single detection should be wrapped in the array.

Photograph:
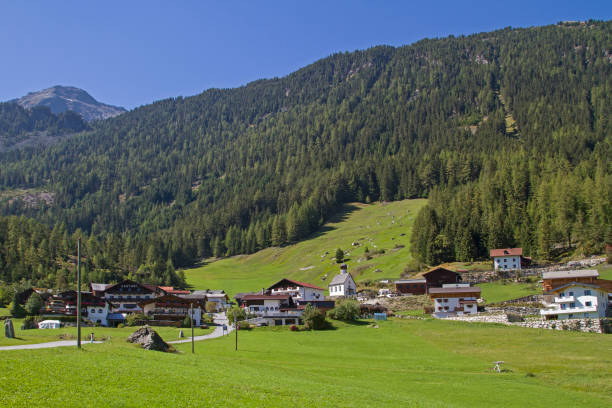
[{"x1": 422, "y1": 268, "x2": 462, "y2": 289}]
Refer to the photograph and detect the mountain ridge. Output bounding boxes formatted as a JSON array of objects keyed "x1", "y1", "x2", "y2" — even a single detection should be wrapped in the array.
[{"x1": 11, "y1": 85, "x2": 126, "y2": 121}]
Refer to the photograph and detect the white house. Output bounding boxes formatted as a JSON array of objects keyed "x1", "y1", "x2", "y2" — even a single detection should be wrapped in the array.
[
  {"x1": 240, "y1": 293, "x2": 302, "y2": 326},
  {"x1": 540, "y1": 282, "x2": 609, "y2": 320},
  {"x1": 429, "y1": 285, "x2": 481, "y2": 318},
  {"x1": 490, "y1": 248, "x2": 525, "y2": 271},
  {"x1": 86, "y1": 300, "x2": 114, "y2": 326},
  {"x1": 328, "y1": 264, "x2": 357, "y2": 298},
  {"x1": 267, "y1": 278, "x2": 325, "y2": 302}
]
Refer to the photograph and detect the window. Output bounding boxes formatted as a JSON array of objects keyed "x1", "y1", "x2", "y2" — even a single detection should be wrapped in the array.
[
  {"x1": 584, "y1": 290, "x2": 591, "y2": 296},
  {"x1": 568, "y1": 291, "x2": 574, "y2": 296},
  {"x1": 585, "y1": 301, "x2": 592, "y2": 307},
  {"x1": 559, "y1": 292, "x2": 564, "y2": 297},
  {"x1": 437, "y1": 307, "x2": 442, "y2": 311},
  {"x1": 98, "y1": 309, "x2": 103, "y2": 313},
  {"x1": 444, "y1": 306, "x2": 449, "y2": 311},
  {"x1": 443, "y1": 299, "x2": 448, "y2": 303},
  {"x1": 568, "y1": 314, "x2": 574, "y2": 318},
  {"x1": 561, "y1": 304, "x2": 566, "y2": 310},
  {"x1": 569, "y1": 303, "x2": 575, "y2": 308}
]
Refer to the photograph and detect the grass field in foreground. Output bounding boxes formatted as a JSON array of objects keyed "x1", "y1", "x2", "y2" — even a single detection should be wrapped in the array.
[
  {"x1": 185, "y1": 199, "x2": 427, "y2": 295},
  {"x1": 1, "y1": 318, "x2": 610, "y2": 407},
  {"x1": 0, "y1": 321, "x2": 213, "y2": 347}
]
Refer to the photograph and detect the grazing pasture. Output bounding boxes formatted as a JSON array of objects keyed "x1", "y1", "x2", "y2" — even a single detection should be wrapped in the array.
[
  {"x1": 185, "y1": 199, "x2": 427, "y2": 295},
  {"x1": 1, "y1": 318, "x2": 610, "y2": 407}
]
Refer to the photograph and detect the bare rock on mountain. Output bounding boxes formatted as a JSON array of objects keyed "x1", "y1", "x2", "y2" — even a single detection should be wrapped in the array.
[{"x1": 13, "y1": 85, "x2": 126, "y2": 121}]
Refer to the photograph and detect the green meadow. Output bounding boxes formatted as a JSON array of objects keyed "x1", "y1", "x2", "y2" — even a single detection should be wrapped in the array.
[
  {"x1": 185, "y1": 199, "x2": 427, "y2": 295},
  {"x1": 0, "y1": 321, "x2": 213, "y2": 347},
  {"x1": 479, "y1": 280, "x2": 540, "y2": 304},
  {"x1": 1, "y1": 318, "x2": 610, "y2": 407}
]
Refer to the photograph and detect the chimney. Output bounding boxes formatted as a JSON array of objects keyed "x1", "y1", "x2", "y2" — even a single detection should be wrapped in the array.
[{"x1": 340, "y1": 263, "x2": 348, "y2": 274}]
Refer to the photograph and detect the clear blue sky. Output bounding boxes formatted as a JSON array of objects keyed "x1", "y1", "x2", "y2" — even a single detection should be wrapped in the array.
[{"x1": 1, "y1": 1, "x2": 610, "y2": 109}]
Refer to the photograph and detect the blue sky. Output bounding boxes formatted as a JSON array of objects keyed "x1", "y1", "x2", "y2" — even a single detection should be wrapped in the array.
[{"x1": 1, "y1": 1, "x2": 610, "y2": 109}]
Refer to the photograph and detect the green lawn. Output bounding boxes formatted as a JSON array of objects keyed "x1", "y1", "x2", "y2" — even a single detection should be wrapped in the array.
[
  {"x1": 1, "y1": 318, "x2": 610, "y2": 407},
  {"x1": 185, "y1": 199, "x2": 427, "y2": 295},
  {"x1": 0, "y1": 307, "x2": 9, "y2": 316},
  {"x1": 0, "y1": 321, "x2": 213, "y2": 347},
  {"x1": 479, "y1": 280, "x2": 540, "y2": 304},
  {"x1": 596, "y1": 263, "x2": 612, "y2": 280}
]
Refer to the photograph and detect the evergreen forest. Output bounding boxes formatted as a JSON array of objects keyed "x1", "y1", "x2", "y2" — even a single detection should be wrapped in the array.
[{"x1": 0, "y1": 21, "x2": 611, "y2": 290}]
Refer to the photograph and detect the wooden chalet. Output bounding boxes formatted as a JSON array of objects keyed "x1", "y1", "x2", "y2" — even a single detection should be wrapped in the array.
[
  {"x1": 102, "y1": 279, "x2": 162, "y2": 314},
  {"x1": 429, "y1": 285, "x2": 481, "y2": 317},
  {"x1": 422, "y1": 267, "x2": 462, "y2": 288},
  {"x1": 138, "y1": 294, "x2": 203, "y2": 326}
]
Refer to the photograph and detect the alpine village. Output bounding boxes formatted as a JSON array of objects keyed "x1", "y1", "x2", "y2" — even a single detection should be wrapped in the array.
[{"x1": 0, "y1": 8, "x2": 611, "y2": 408}]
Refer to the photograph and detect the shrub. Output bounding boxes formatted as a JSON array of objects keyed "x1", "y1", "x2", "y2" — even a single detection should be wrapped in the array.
[
  {"x1": 182, "y1": 315, "x2": 193, "y2": 328},
  {"x1": 335, "y1": 248, "x2": 344, "y2": 263},
  {"x1": 21, "y1": 315, "x2": 38, "y2": 330},
  {"x1": 9, "y1": 293, "x2": 26, "y2": 318},
  {"x1": 237, "y1": 321, "x2": 251, "y2": 330},
  {"x1": 227, "y1": 306, "x2": 247, "y2": 324},
  {"x1": 329, "y1": 299, "x2": 360, "y2": 321},
  {"x1": 302, "y1": 304, "x2": 327, "y2": 330},
  {"x1": 506, "y1": 313, "x2": 524, "y2": 323},
  {"x1": 205, "y1": 301, "x2": 218, "y2": 313},
  {"x1": 289, "y1": 325, "x2": 299, "y2": 332},
  {"x1": 25, "y1": 292, "x2": 44, "y2": 315},
  {"x1": 125, "y1": 313, "x2": 148, "y2": 327},
  {"x1": 117, "y1": 323, "x2": 125, "y2": 328}
]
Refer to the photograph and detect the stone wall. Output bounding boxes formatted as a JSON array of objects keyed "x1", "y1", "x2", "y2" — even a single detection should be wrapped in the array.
[
  {"x1": 486, "y1": 306, "x2": 541, "y2": 315},
  {"x1": 443, "y1": 312, "x2": 606, "y2": 333}
]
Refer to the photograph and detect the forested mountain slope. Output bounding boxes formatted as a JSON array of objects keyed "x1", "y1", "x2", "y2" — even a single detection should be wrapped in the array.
[
  {"x1": 0, "y1": 102, "x2": 88, "y2": 152},
  {"x1": 0, "y1": 21, "x2": 610, "y2": 287}
]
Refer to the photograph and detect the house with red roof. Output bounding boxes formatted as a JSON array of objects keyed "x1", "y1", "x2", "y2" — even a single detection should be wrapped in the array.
[
  {"x1": 267, "y1": 278, "x2": 325, "y2": 302},
  {"x1": 490, "y1": 248, "x2": 530, "y2": 271}
]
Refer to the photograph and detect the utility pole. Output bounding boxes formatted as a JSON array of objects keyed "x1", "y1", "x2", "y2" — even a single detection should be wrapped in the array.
[
  {"x1": 234, "y1": 309, "x2": 238, "y2": 351},
  {"x1": 190, "y1": 303, "x2": 194, "y2": 354},
  {"x1": 76, "y1": 238, "x2": 81, "y2": 349}
]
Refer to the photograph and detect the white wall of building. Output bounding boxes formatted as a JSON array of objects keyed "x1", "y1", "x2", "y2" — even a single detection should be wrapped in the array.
[
  {"x1": 493, "y1": 255, "x2": 521, "y2": 270},
  {"x1": 87, "y1": 303, "x2": 111, "y2": 326},
  {"x1": 328, "y1": 278, "x2": 356, "y2": 298},
  {"x1": 541, "y1": 286, "x2": 608, "y2": 320},
  {"x1": 433, "y1": 297, "x2": 478, "y2": 317}
]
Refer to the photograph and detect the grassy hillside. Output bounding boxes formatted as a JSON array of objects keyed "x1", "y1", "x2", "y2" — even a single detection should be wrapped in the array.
[
  {"x1": 185, "y1": 199, "x2": 426, "y2": 295},
  {"x1": 1, "y1": 319, "x2": 610, "y2": 407}
]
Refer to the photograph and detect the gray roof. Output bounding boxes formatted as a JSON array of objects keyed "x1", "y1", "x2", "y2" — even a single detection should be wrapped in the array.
[
  {"x1": 395, "y1": 278, "x2": 426, "y2": 284},
  {"x1": 329, "y1": 272, "x2": 354, "y2": 286},
  {"x1": 542, "y1": 270, "x2": 599, "y2": 280},
  {"x1": 429, "y1": 286, "x2": 481, "y2": 294}
]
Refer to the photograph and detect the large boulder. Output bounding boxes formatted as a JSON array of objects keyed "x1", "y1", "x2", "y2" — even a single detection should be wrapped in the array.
[{"x1": 126, "y1": 326, "x2": 170, "y2": 352}]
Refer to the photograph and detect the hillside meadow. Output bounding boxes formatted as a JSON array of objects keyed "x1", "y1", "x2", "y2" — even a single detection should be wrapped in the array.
[
  {"x1": 1, "y1": 318, "x2": 610, "y2": 407},
  {"x1": 185, "y1": 199, "x2": 427, "y2": 295}
]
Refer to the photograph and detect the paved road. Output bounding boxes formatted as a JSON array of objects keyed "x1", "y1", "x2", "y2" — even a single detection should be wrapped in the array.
[
  {"x1": 1, "y1": 313, "x2": 231, "y2": 350},
  {"x1": 0, "y1": 340, "x2": 103, "y2": 351},
  {"x1": 169, "y1": 312, "x2": 233, "y2": 344}
]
